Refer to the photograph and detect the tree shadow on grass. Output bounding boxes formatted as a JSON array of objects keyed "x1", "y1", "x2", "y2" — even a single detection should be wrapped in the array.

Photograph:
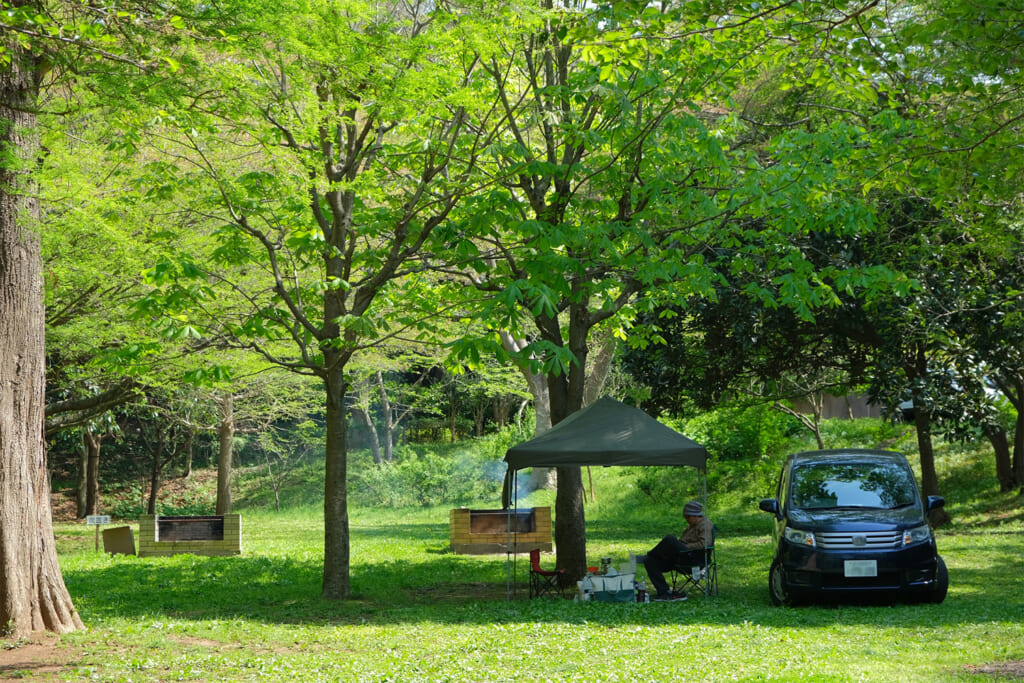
[{"x1": 62, "y1": 529, "x2": 1024, "y2": 632}]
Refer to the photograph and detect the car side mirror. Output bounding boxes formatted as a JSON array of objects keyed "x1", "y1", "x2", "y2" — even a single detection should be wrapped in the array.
[
  {"x1": 759, "y1": 499, "x2": 779, "y2": 516},
  {"x1": 926, "y1": 495, "x2": 945, "y2": 512}
]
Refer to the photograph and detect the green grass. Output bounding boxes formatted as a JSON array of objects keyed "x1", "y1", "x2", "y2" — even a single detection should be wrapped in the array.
[{"x1": 27, "y1": 425, "x2": 1024, "y2": 681}]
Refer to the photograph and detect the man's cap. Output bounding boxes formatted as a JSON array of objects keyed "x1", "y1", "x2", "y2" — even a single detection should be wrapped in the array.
[{"x1": 684, "y1": 500, "x2": 703, "y2": 517}]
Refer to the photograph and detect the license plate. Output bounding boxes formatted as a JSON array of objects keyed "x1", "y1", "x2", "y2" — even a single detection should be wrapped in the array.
[{"x1": 844, "y1": 560, "x2": 877, "y2": 577}]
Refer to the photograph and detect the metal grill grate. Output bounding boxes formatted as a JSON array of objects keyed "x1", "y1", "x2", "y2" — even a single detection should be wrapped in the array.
[{"x1": 816, "y1": 531, "x2": 901, "y2": 549}]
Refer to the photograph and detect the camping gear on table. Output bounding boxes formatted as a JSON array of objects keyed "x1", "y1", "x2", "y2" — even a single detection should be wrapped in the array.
[{"x1": 578, "y1": 573, "x2": 636, "y2": 602}]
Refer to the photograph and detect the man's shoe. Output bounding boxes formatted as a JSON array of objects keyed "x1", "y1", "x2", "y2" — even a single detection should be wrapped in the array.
[
  {"x1": 651, "y1": 592, "x2": 673, "y2": 602},
  {"x1": 670, "y1": 591, "x2": 688, "y2": 601}
]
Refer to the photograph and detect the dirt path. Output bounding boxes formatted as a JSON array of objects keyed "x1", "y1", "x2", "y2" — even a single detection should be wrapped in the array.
[{"x1": 0, "y1": 635, "x2": 77, "y2": 681}]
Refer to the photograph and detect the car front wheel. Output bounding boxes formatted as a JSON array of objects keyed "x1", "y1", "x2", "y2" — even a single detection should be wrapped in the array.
[
  {"x1": 928, "y1": 556, "x2": 948, "y2": 604},
  {"x1": 769, "y1": 560, "x2": 792, "y2": 606}
]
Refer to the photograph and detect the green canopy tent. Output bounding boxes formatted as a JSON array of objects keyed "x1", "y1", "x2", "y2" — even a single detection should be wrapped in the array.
[{"x1": 501, "y1": 396, "x2": 709, "y2": 597}]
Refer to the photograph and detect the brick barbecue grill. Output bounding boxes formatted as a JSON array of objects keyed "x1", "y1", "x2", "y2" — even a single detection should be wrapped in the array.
[
  {"x1": 449, "y1": 506, "x2": 552, "y2": 554},
  {"x1": 138, "y1": 514, "x2": 241, "y2": 557}
]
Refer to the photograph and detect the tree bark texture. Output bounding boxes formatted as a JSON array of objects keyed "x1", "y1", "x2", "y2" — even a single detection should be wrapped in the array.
[
  {"x1": 913, "y1": 406, "x2": 951, "y2": 527},
  {"x1": 547, "y1": 312, "x2": 588, "y2": 582},
  {"x1": 84, "y1": 429, "x2": 101, "y2": 516},
  {"x1": 181, "y1": 431, "x2": 194, "y2": 479},
  {"x1": 0, "y1": 27, "x2": 83, "y2": 634},
  {"x1": 321, "y1": 367, "x2": 350, "y2": 599},
  {"x1": 983, "y1": 425, "x2": 1016, "y2": 493},
  {"x1": 146, "y1": 434, "x2": 163, "y2": 516},
  {"x1": 376, "y1": 372, "x2": 394, "y2": 463},
  {"x1": 353, "y1": 406, "x2": 382, "y2": 465},
  {"x1": 582, "y1": 333, "x2": 616, "y2": 407},
  {"x1": 75, "y1": 435, "x2": 88, "y2": 518},
  {"x1": 906, "y1": 346, "x2": 950, "y2": 526}
]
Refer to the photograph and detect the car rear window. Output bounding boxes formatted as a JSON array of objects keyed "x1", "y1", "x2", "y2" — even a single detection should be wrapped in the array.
[{"x1": 790, "y1": 461, "x2": 918, "y2": 509}]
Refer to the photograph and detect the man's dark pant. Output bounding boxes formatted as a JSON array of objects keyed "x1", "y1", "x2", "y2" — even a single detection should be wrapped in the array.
[{"x1": 644, "y1": 535, "x2": 705, "y2": 597}]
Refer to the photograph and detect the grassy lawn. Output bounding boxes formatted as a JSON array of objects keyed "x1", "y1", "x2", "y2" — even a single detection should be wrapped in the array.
[{"x1": 29, "y1": 472, "x2": 1022, "y2": 682}]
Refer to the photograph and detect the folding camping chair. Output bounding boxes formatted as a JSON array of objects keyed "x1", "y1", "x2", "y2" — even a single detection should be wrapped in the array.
[
  {"x1": 670, "y1": 526, "x2": 718, "y2": 597},
  {"x1": 529, "y1": 549, "x2": 566, "y2": 599}
]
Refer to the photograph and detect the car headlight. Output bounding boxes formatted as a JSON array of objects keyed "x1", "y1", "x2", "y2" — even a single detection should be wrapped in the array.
[
  {"x1": 903, "y1": 524, "x2": 932, "y2": 546},
  {"x1": 784, "y1": 527, "x2": 816, "y2": 547}
]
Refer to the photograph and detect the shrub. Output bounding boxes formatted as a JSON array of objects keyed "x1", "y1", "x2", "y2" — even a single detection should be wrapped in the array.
[
  {"x1": 106, "y1": 481, "x2": 216, "y2": 519},
  {"x1": 347, "y1": 424, "x2": 526, "y2": 507},
  {"x1": 684, "y1": 405, "x2": 800, "y2": 461}
]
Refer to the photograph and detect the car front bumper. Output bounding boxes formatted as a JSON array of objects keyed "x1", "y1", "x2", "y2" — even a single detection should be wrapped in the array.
[{"x1": 779, "y1": 540, "x2": 940, "y2": 597}]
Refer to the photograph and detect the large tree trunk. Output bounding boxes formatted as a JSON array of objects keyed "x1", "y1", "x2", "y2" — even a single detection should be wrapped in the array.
[
  {"x1": 322, "y1": 366, "x2": 350, "y2": 599},
  {"x1": 216, "y1": 392, "x2": 235, "y2": 515},
  {"x1": 548, "y1": 300, "x2": 589, "y2": 583},
  {"x1": 0, "y1": 28, "x2": 83, "y2": 634}
]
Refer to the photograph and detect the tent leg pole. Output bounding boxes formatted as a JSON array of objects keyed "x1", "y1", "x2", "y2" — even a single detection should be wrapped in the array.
[
  {"x1": 702, "y1": 468, "x2": 709, "y2": 598},
  {"x1": 506, "y1": 469, "x2": 519, "y2": 601}
]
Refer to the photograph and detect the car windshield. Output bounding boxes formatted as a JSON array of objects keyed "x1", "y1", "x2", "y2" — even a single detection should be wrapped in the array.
[{"x1": 790, "y1": 461, "x2": 918, "y2": 510}]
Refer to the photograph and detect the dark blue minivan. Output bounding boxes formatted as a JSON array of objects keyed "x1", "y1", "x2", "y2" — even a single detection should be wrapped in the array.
[{"x1": 759, "y1": 449, "x2": 948, "y2": 605}]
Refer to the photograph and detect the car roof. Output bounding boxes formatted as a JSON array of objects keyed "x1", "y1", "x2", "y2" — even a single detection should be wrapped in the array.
[{"x1": 787, "y1": 449, "x2": 909, "y2": 467}]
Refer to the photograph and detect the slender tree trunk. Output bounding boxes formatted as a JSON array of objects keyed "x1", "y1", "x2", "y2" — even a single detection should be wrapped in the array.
[
  {"x1": 473, "y1": 402, "x2": 485, "y2": 436},
  {"x1": 216, "y1": 392, "x2": 235, "y2": 515},
  {"x1": 448, "y1": 384, "x2": 458, "y2": 443},
  {"x1": 322, "y1": 365, "x2": 350, "y2": 599},
  {"x1": 499, "y1": 330, "x2": 551, "y2": 432},
  {"x1": 375, "y1": 372, "x2": 395, "y2": 463},
  {"x1": 984, "y1": 425, "x2": 1016, "y2": 492},
  {"x1": 500, "y1": 331, "x2": 555, "y2": 489},
  {"x1": 181, "y1": 431, "x2": 194, "y2": 479},
  {"x1": 1012, "y1": 377, "x2": 1024, "y2": 490},
  {"x1": 492, "y1": 395, "x2": 512, "y2": 428},
  {"x1": 84, "y1": 429, "x2": 101, "y2": 516},
  {"x1": 773, "y1": 401, "x2": 825, "y2": 449},
  {"x1": 913, "y1": 405, "x2": 951, "y2": 526},
  {"x1": 147, "y1": 435, "x2": 163, "y2": 516},
  {"x1": 582, "y1": 332, "x2": 616, "y2": 407},
  {"x1": 75, "y1": 433, "x2": 88, "y2": 518},
  {"x1": 0, "y1": 26, "x2": 82, "y2": 634},
  {"x1": 905, "y1": 347, "x2": 950, "y2": 526},
  {"x1": 354, "y1": 406, "x2": 383, "y2": 464}
]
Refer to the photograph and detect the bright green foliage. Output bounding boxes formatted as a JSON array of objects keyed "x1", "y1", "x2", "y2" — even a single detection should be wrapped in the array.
[
  {"x1": 441, "y1": 1, "x2": 927, "y2": 575},
  {"x1": 131, "y1": 0, "x2": 517, "y2": 361},
  {"x1": 455, "y1": 1, "x2": 920, "y2": 374},
  {"x1": 116, "y1": 0, "x2": 530, "y2": 598}
]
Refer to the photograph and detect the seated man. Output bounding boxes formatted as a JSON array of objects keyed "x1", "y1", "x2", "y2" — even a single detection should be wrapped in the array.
[{"x1": 640, "y1": 500, "x2": 713, "y2": 601}]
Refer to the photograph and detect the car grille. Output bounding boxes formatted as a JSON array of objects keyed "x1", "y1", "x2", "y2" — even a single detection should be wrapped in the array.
[{"x1": 816, "y1": 531, "x2": 902, "y2": 549}]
